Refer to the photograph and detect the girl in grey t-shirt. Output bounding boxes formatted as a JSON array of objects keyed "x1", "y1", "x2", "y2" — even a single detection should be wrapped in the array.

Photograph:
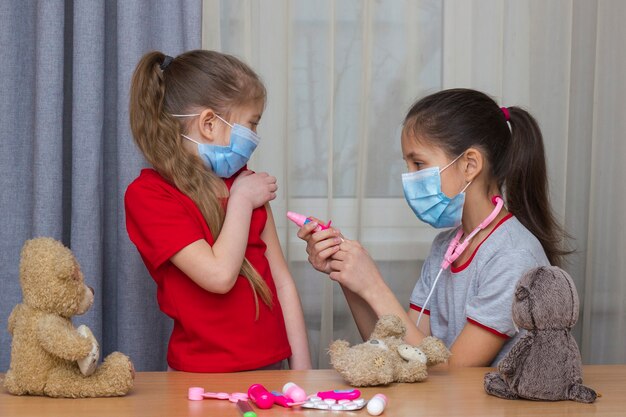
[{"x1": 298, "y1": 88, "x2": 570, "y2": 367}]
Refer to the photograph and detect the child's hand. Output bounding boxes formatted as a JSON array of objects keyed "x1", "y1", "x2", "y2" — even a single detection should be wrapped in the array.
[
  {"x1": 329, "y1": 240, "x2": 382, "y2": 299},
  {"x1": 297, "y1": 219, "x2": 343, "y2": 274},
  {"x1": 230, "y1": 171, "x2": 278, "y2": 209}
]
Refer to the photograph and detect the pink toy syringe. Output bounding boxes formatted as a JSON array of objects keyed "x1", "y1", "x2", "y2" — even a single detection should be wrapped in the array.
[{"x1": 287, "y1": 211, "x2": 332, "y2": 232}]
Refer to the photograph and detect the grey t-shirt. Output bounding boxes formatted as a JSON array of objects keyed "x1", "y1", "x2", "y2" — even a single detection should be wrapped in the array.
[{"x1": 409, "y1": 215, "x2": 549, "y2": 366}]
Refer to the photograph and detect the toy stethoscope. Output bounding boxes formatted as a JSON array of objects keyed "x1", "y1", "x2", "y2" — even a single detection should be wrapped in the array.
[{"x1": 416, "y1": 195, "x2": 504, "y2": 327}]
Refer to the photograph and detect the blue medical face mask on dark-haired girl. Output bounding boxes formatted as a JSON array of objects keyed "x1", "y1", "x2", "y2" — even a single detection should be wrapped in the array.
[
  {"x1": 401, "y1": 153, "x2": 471, "y2": 228},
  {"x1": 172, "y1": 113, "x2": 259, "y2": 178}
]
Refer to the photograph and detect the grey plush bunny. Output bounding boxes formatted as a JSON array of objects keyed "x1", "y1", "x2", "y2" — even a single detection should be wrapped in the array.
[{"x1": 484, "y1": 266, "x2": 597, "y2": 403}]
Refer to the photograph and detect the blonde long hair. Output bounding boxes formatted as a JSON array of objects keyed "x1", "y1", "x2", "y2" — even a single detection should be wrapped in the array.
[{"x1": 129, "y1": 50, "x2": 272, "y2": 317}]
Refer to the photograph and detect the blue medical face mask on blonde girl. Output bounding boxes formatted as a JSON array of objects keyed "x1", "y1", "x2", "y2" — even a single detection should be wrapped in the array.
[
  {"x1": 172, "y1": 113, "x2": 259, "y2": 178},
  {"x1": 401, "y1": 153, "x2": 471, "y2": 228}
]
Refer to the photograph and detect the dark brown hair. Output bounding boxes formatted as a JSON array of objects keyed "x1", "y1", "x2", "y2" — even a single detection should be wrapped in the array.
[
  {"x1": 403, "y1": 88, "x2": 570, "y2": 267},
  {"x1": 129, "y1": 50, "x2": 272, "y2": 316}
]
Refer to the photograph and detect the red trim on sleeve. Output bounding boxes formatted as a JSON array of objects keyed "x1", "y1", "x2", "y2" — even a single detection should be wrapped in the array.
[
  {"x1": 410, "y1": 304, "x2": 430, "y2": 315},
  {"x1": 467, "y1": 317, "x2": 510, "y2": 339},
  {"x1": 451, "y1": 213, "x2": 514, "y2": 273}
]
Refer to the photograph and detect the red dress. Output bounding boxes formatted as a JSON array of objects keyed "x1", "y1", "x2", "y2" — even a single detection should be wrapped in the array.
[{"x1": 125, "y1": 168, "x2": 291, "y2": 372}]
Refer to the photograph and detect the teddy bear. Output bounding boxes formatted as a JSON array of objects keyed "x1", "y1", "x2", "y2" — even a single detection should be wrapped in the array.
[
  {"x1": 329, "y1": 315, "x2": 450, "y2": 387},
  {"x1": 4, "y1": 237, "x2": 135, "y2": 398},
  {"x1": 484, "y1": 266, "x2": 597, "y2": 403}
]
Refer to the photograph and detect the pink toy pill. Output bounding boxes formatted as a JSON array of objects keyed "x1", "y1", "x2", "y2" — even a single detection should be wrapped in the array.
[
  {"x1": 188, "y1": 387, "x2": 205, "y2": 401},
  {"x1": 282, "y1": 382, "x2": 307, "y2": 402},
  {"x1": 366, "y1": 394, "x2": 387, "y2": 416}
]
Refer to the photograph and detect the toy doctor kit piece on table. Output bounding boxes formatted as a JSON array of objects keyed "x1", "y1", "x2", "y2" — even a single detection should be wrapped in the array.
[{"x1": 189, "y1": 382, "x2": 389, "y2": 415}]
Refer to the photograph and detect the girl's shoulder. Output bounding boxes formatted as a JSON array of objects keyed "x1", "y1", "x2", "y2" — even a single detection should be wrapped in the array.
[
  {"x1": 126, "y1": 169, "x2": 178, "y2": 196},
  {"x1": 125, "y1": 169, "x2": 195, "y2": 212},
  {"x1": 425, "y1": 216, "x2": 548, "y2": 268},
  {"x1": 128, "y1": 168, "x2": 166, "y2": 187},
  {"x1": 489, "y1": 216, "x2": 542, "y2": 250},
  {"x1": 480, "y1": 216, "x2": 549, "y2": 266}
]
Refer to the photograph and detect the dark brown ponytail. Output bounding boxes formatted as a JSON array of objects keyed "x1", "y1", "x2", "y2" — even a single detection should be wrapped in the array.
[{"x1": 503, "y1": 107, "x2": 571, "y2": 266}]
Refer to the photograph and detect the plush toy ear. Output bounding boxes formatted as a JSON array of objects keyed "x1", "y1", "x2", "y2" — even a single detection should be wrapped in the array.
[
  {"x1": 515, "y1": 286, "x2": 530, "y2": 301},
  {"x1": 328, "y1": 339, "x2": 350, "y2": 356},
  {"x1": 370, "y1": 315, "x2": 406, "y2": 339},
  {"x1": 21, "y1": 237, "x2": 78, "y2": 282},
  {"x1": 419, "y1": 336, "x2": 451, "y2": 366}
]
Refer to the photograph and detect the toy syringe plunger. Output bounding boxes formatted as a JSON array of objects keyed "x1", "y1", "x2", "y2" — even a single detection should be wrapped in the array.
[{"x1": 287, "y1": 211, "x2": 332, "y2": 232}]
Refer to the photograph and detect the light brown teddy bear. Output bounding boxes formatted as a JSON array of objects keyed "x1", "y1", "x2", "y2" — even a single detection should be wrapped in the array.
[
  {"x1": 329, "y1": 315, "x2": 450, "y2": 387},
  {"x1": 4, "y1": 237, "x2": 134, "y2": 398}
]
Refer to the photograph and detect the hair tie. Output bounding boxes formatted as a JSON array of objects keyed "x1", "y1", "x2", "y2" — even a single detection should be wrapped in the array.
[
  {"x1": 160, "y1": 55, "x2": 173, "y2": 71},
  {"x1": 501, "y1": 106, "x2": 512, "y2": 133},
  {"x1": 500, "y1": 106, "x2": 510, "y2": 121}
]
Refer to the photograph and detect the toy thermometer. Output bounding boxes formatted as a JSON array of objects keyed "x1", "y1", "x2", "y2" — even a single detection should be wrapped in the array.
[
  {"x1": 286, "y1": 211, "x2": 332, "y2": 232},
  {"x1": 317, "y1": 389, "x2": 361, "y2": 401}
]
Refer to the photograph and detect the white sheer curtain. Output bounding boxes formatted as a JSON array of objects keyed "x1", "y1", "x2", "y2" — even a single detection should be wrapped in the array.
[{"x1": 202, "y1": 0, "x2": 626, "y2": 367}]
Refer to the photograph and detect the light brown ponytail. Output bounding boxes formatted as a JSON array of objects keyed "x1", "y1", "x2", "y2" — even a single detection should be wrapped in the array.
[{"x1": 129, "y1": 50, "x2": 272, "y2": 317}]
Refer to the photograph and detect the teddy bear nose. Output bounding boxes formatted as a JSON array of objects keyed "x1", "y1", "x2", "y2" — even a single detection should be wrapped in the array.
[{"x1": 89, "y1": 286, "x2": 95, "y2": 295}]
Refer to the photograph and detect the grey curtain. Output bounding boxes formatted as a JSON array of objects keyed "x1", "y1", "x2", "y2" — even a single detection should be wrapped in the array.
[{"x1": 0, "y1": 0, "x2": 201, "y2": 371}]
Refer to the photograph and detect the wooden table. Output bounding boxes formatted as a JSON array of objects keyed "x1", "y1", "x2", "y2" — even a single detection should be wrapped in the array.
[{"x1": 1, "y1": 366, "x2": 623, "y2": 416}]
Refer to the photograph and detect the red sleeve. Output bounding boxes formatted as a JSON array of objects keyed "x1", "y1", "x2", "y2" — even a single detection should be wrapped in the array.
[
  {"x1": 124, "y1": 175, "x2": 205, "y2": 271},
  {"x1": 409, "y1": 304, "x2": 430, "y2": 315}
]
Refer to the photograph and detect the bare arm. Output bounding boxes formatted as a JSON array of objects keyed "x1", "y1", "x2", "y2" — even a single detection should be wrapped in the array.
[
  {"x1": 330, "y1": 239, "x2": 507, "y2": 366},
  {"x1": 330, "y1": 240, "x2": 430, "y2": 345},
  {"x1": 447, "y1": 322, "x2": 507, "y2": 366},
  {"x1": 355, "y1": 276, "x2": 503, "y2": 366},
  {"x1": 262, "y1": 204, "x2": 311, "y2": 370},
  {"x1": 171, "y1": 171, "x2": 277, "y2": 294},
  {"x1": 340, "y1": 288, "x2": 434, "y2": 343},
  {"x1": 300, "y1": 224, "x2": 506, "y2": 366},
  {"x1": 408, "y1": 308, "x2": 432, "y2": 337},
  {"x1": 296, "y1": 223, "x2": 433, "y2": 345},
  {"x1": 340, "y1": 285, "x2": 378, "y2": 340},
  {"x1": 338, "y1": 277, "x2": 507, "y2": 366}
]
